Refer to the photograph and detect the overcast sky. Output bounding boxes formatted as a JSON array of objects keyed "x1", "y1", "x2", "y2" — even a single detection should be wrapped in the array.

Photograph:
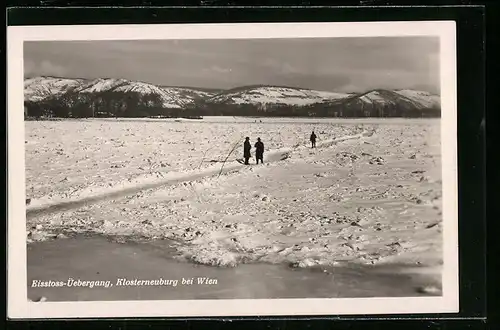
[{"x1": 24, "y1": 37, "x2": 440, "y2": 94}]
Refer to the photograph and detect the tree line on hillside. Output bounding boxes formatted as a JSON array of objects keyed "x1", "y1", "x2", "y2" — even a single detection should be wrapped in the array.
[
  {"x1": 24, "y1": 91, "x2": 183, "y2": 119},
  {"x1": 304, "y1": 100, "x2": 440, "y2": 118},
  {"x1": 24, "y1": 91, "x2": 441, "y2": 119},
  {"x1": 188, "y1": 100, "x2": 441, "y2": 118}
]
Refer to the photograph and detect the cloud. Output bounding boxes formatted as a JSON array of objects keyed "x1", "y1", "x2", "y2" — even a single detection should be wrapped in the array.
[
  {"x1": 24, "y1": 59, "x2": 36, "y2": 76},
  {"x1": 276, "y1": 72, "x2": 352, "y2": 92},
  {"x1": 259, "y1": 59, "x2": 301, "y2": 74},
  {"x1": 280, "y1": 63, "x2": 301, "y2": 74},
  {"x1": 202, "y1": 66, "x2": 232, "y2": 74},
  {"x1": 411, "y1": 83, "x2": 440, "y2": 94},
  {"x1": 23, "y1": 37, "x2": 439, "y2": 92},
  {"x1": 24, "y1": 59, "x2": 67, "y2": 77}
]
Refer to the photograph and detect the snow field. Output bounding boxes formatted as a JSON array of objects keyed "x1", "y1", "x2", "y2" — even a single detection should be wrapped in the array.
[
  {"x1": 26, "y1": 118, "x2": 442, "y2": 273},
  {"x1": 25, "y1": 118, "x2": 363, "y2": 205}
]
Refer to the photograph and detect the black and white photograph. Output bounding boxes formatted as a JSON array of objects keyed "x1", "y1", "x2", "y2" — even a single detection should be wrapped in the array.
[{"x1": 7, "y1": 22, "x2": 458, "y2": 318}]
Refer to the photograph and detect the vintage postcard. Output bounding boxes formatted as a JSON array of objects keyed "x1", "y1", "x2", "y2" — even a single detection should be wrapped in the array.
[{"x1": 7, "y1": 21, "x2": 458, "y2": 318}]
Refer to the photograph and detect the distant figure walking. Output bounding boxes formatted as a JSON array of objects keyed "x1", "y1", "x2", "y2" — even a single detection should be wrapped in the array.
[
  {"x1": 243, "y1": 137, "x2": 251, "y2": 165},
  {"x1": 255, "y1": 137, "x2": 264, "y2": 164},
  {"x1": 310, "y1": 131, "x2": 317, "y2": 148}
]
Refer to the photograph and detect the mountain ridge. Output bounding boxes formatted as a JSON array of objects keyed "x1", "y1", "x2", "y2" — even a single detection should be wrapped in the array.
[
  {"x1": 23, "y1": 76, "x2": 441, "y2": 118},
  {"x1": 25, "y1": 75, "x2": 440, "y2": 99}
]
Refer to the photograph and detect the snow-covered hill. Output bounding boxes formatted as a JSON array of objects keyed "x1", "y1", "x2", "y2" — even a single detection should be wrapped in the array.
[
  {"x1": 311, "y1": 89, "x2": 441, "y2": 117},
  {"x1": 393, "y1": 89, "x2": 441, "y2": 109},
  {"x1": 159, "y1": 86, "x2": 219, "y2": 101},
  {"x1": 208, "y1": 85, "x2": 352, "y2": 106},
  {"x1": 347, "y1": 89, "x2": 440, "y2": 110},
  {"x1": 23, "y1": 76, "x2": 440, "y2": 118},
  {"x1": 24, "y1": 76, "x2": 86, "y2": 102},
  {"x1": 72, "y1": 79, "x2": 201, "y2": 108},
  {"x1": 73, "y1": 78, "x2": 129, "y2": 94},
  {"x1": 27, "y1": 77, "x2": 220, "y2": 109}
]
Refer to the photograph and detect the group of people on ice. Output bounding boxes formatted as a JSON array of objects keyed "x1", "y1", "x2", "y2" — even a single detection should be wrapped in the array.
[
  {"x1": 242, "y1": 131, "x2": 317, "y2": 165},
  {"x1": 243, "y1": 137, "x2": 264, "y2": 165}
]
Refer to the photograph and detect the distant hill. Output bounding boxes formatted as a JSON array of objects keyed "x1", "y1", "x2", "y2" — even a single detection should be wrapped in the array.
[
  {"x1": 159, "y1": 85, "x2": 224, "y2": 94},
  {"x1": 206, "y1": 85, "x2": 352, "y2": 106},
  {"x1": 301, "y1": 89, "x2": 441, "y2": 118},
  {"x1": 25, "y1": 77, "x2": 219, "y2": 108},
  {"x1": 23, "y1": 76, "x2": 441, "y2": 118}
]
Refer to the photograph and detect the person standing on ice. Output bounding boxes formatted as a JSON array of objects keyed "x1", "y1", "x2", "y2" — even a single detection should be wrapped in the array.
[
  {"x1": 243, "y1": 137, "x2": 251, "y2": 165},
  {"x1": 310, "y1": 131, "x2": 317, "y2": 148},
  {"x1": 255, "y1": 137, "x2": 264, "y2": 164}
]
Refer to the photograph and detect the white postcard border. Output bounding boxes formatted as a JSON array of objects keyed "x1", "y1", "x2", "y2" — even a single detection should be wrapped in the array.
[{"x1": 7, "y1": 21, "x2": 458, "y2": 319}]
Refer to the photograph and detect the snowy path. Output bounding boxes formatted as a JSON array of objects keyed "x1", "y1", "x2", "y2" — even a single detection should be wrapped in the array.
[{"x1": 26, "y1": 131, "x2": 370, "y2": 218}]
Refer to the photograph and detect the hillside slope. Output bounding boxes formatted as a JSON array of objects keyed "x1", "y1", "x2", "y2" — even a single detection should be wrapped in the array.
[
  {"x1": 207, "y1": 85, "x2": 352, "y2": 106},
  {"x1": 23, "y1": 76, "x2": 441, "y2": 118},
  {"x1": 24, "y1": 77, "x2": 87, "y2": 102}
]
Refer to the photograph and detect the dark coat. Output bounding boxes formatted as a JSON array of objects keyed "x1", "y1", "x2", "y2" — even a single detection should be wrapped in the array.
[
  {"x1": 255, "y1": 141, "x2": 264, "y2": 158},
  {"x1": 244, "y1": 140, "x2": 251, "y2": 158},
  {"x1": 310, "y1": 133, "x2": 317, "y2": 142}
]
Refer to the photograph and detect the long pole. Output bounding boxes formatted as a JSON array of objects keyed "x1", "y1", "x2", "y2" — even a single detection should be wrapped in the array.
[{"x1": 218, "y1": 137, "x2": 242, "y2": 178}]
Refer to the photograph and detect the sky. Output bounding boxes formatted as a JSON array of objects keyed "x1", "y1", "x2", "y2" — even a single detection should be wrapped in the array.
[{"x1": 24, "y1": 37, "x2": 440, "y2": 94}]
